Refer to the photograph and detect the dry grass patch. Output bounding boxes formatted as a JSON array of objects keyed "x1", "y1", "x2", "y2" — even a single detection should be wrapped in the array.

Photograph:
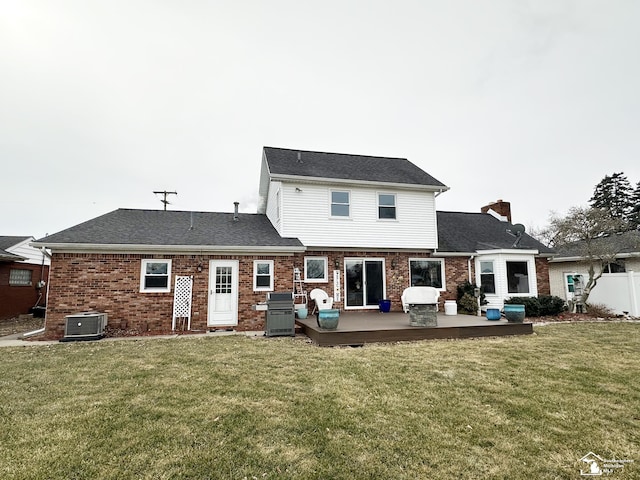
[{"x1": 0, "y1": 323, "x2": 638, "y2": 479}]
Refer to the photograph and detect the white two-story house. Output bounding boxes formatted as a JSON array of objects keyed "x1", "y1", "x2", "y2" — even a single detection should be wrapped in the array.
[
  {"x1": 258, "y1": 146, "x2": 448, "y2": 310},
  {"x1": 33, "y1": 146, "x2": 554, "y2": 338}
]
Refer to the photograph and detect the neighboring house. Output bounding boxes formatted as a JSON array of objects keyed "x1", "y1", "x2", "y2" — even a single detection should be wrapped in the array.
[
  {"x1": 0, "y1": 236, "x2": 50, "y2": 319},
  {"x1": 33, "y1": 147, "x2": 554, "y2": 338},
  {"x1": 548, "y1": 231, "x2": 640, "y2": 316}
]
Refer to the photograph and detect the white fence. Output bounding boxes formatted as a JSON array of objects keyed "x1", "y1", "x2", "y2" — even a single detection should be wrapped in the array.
[{"x1": 585, "y1": 271, "x2": 640, "y2": 317}]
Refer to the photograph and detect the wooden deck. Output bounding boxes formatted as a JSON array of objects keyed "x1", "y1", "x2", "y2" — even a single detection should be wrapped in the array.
[{"x1": 295, "y1": 311, "x2": 533, "y2": 346}]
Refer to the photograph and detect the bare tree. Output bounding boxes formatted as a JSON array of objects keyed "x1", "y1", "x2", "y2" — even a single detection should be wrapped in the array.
[{"x1": 539, "y1": 206, "x2": 640, "y2": 308}]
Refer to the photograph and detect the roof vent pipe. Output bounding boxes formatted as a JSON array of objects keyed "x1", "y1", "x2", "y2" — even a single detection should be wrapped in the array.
[
  {"x1": 233, "y1": 202, "x2": 239, "y2": 221},
  {"x1": 297, "y1": 152, "x2": 302, "y2": 163}
]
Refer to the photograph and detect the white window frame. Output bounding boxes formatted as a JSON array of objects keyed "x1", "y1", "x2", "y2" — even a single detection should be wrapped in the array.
[
  {"x1": 377, "y1": 192, "x2": 397, "y2": 220},
  {"x1": 140, "y1": 259, "x2": 172, "y2": 293},
  {"x1": 408, "y1": 258, "x2": 445, "y2": 290},
  {"x1": 480, "y1": 260, "x2": 496, "y2": 294},
  {"x1": 9, "y1": 269, "x2": 32, "y2": 286},
  {"x1": 506, "y1": 259, "x2": 531, "y2": 294},
  {"x1": 253, "y1": 260, "x2": 274, "y2": 291},
  {"x1": 304, "y1": 256, "x2": 328, "y2": 283},
  {"x1": 564, "y1": 272, "x2": 584, "y2": 299},
  {"x1": 330, "y1": 190, "x2": 351, "y2": 218}
]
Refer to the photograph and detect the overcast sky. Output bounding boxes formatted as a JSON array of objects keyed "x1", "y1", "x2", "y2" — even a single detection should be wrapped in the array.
[{"x1": 2, "y1": 0, "x2": 639, "y2": 240}]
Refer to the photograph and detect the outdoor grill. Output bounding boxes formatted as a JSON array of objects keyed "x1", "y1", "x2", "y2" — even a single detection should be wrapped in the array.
[{"x1": 265, "y1": 291, "x2": 295, "y2": 337}]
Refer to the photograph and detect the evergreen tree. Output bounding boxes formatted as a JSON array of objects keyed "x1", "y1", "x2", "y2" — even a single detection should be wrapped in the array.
[
  {"x1": 629, "y1": 181, "x2": 640, "y2": 230},
  {"x1": 589, "y1": 172, "x2": 633, "y2": 228}
]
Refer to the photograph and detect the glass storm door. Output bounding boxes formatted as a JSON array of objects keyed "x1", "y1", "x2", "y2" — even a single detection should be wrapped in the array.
[
  {"x1": 344, "y1": 259, "x2": 385, "y2": 309},
  {"x1": 208, "y1": 260, "x2": 238, "y2": 326}
]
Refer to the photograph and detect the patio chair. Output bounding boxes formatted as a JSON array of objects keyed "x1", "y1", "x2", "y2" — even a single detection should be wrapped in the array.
[
  {"x1": 309, "y1": 288, "x2": 334, "y2": 314},
  {"x1": 401, "y1": 286, "x2": 440, "y2": 313}
]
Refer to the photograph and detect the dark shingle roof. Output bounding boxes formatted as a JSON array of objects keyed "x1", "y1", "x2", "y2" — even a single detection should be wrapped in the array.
[
  {"x1": 552, "y1": 230, "x2": 640, "y2": 259},
  {"x1": 263, "y1": 146, "x2": 447, "y2": 188},
  {"x1": 34, "y1": 209, "x2": 303, "y2": 249},
  {"x1": 0, "y1": 236, "x2": 31, "y2": 250},
  {"x1": 437, "y1": 211, "x2": 555, "y2": 254},
  {"x1": 0, "y1": 236, "x2": 31, "y2": 261}
]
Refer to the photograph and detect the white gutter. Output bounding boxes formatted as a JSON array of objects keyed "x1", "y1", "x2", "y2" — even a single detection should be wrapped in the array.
[
  {"x1": 549, "y1": 252, "x2": 640, "y2": 263},
  {"x1": 30, "y1": 243, "x2": 306, "y2": 255},
  {"x1": 23, "y1": 328, "x2": 45, "y2": 338},
  {"x1": 270, "y1": 174, "x2": 449, "y2": 192}
]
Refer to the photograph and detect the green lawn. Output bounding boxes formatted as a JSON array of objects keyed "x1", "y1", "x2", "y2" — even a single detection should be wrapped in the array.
[{"x1": 1, "y1": 323, "x2": 638, "y2": 479}]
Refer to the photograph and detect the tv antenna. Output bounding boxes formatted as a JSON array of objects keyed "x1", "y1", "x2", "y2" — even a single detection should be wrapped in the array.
[{"x1": 153, "y1": 190, "x2": 177, "y2": 210}]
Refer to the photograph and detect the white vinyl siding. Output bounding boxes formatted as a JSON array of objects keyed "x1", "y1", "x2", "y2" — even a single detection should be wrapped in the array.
[
  {"x1": 5, "y1": 238, "x2": 51, "y2": 266},
  {"x1": 265, "y1": 181, "x2": 283, "y2": 234},
  {"x1": 475, "y1": 252, "x2": 538, "y2": 307},
  {"x1": 274, "y1": 183, "x2": 438, "y2": 249}
]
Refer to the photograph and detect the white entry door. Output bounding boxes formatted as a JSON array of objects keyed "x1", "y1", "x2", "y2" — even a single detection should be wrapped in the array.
[{"x1": 208, "y1": 260, "x2": 239, "y2": 326}]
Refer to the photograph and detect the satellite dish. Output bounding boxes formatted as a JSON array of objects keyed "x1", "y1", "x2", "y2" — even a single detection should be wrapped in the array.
[
  {"x1": 511, "y1": 223, "x2": 526, "y2": 236},
  {"x1": 508, "y1": 223, "x2": 526, "y2": 247}
]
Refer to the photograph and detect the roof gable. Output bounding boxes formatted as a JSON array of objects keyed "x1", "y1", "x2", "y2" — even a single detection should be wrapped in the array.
[
  {"x1": 263, "y1": 146, "x2": 447, "y2": 189},
  {"x1": 436, "y1": 211, "x2": 554, "y2": 254}
]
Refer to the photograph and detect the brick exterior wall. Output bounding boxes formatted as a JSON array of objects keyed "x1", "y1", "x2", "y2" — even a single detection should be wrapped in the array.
[
  {"x1": 535, "y1": 257, "x2": 551, "y2": 296},
  {"x1": 42, "y1": 251, "x2": 551, "y2": 339},
  {"x1": 0, "y1": 262, "x2": 49, "y2": 320}
]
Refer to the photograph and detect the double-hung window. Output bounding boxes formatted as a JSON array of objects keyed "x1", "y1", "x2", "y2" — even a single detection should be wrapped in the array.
[
  {"x1": 480, "y1": 261, "x2": 496, "y2": 294},
  {"x1": 254, "y1": 260, "x2": 274, "y2": 291},
  {"x1": 331, "y1": 191, "x2": 350, "y2": 217},
  {"x1": 378, "y1": 193, "x2": 396, "y2": 219},
  {"x1": 140, "y1": 259, "x2": 172, "y2": 292}
]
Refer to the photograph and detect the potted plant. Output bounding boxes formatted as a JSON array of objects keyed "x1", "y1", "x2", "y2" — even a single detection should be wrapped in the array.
[
  {"x1": 503, "y1": 304, "x2": 525, "y2": 322},
  {"x1": 378, "y1": 299, "x2": 391, "y2": 313}
]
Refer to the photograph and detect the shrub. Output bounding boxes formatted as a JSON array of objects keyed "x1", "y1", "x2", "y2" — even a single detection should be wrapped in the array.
[
  {"x1": 458, "y1": 293, "x2": 479, "y2": 315},
  {"x1": 456, "y1": 281, "x2": 486, "y2": 306},
  {"x1": 504, "y1": 295, "x2": 567, "y2": 317},
  {"x1": 585, "y1": 303, "x2": 616, "y2": 318},
  {"x1": 538, "y1": 295, "x2": 567, "y2": 316}
]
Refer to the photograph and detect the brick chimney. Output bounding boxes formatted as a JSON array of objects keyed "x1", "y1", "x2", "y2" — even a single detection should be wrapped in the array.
[{"x1": 481, "y1": 199, "x2": 512, "y2": 222}]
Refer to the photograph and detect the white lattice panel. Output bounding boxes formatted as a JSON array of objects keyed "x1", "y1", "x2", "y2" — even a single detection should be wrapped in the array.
[{"x1": 172, "y1": 275, "x2": 193, "y2": 330}]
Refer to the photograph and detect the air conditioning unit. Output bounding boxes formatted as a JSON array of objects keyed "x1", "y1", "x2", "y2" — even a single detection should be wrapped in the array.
[{"x1": 62, "y1": 312, "x2": 108, "y2": 341}]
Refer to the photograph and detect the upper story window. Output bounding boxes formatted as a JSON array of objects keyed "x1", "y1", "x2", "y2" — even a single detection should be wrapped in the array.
[
  {"x1": 378, "y1": 193, "x2": 396, "y2": 219},
  {"x1": 254, "y1": 260, "x2": 274, "y2": 291},
  {"x1": 506, "y1": 261, "x2": 529, "y2": 294},
  {"x1": 480, "y1": 261, "x2": 495, "y2": 294},
  {"x1": 409, "y1": 259, "x2": 444, "y2": 289},
  {"x1": 304, "y1": 256, "x2": 328, "y2": 283},
  {"x1": 331, "y1": 191, "x2": 350, "y2": 217},
  {"x1": 9, "y1": 269, "x2": 32, "y2": 286},
  {"x1": 140, "y1": 259, "x2": 172, "y2": 293}
]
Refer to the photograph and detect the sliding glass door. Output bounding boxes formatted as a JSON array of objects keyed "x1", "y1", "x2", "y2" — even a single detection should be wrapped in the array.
[{"x1": 344, "y1": 258, "x2": 386, "y2": 309}]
